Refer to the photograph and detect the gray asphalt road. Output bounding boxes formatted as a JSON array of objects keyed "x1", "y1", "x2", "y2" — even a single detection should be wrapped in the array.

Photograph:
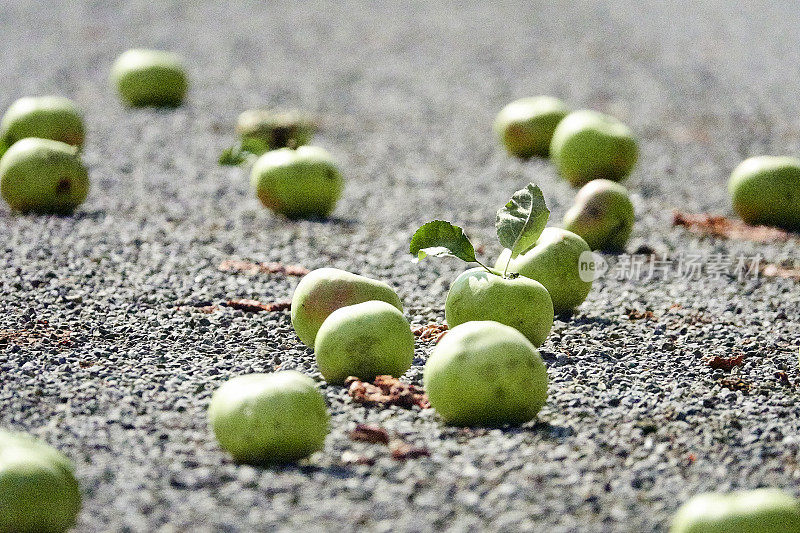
[{"x1": 2, "y1": 1, "x2": 800, "y2": 531}]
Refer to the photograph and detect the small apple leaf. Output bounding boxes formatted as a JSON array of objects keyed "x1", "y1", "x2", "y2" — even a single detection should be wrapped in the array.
[
  {"x1": 218, "y1": 146, "x2": 250, "y2": 166},
  {"x1": 496, "y1": 183, "x2": 550, "y2": 257},
  {"x1": 218, "y1": 138, "x2": 269, "y2": 166},
  {"x1": 409, "y1": 220, "x2": 477, "y2": 263}
]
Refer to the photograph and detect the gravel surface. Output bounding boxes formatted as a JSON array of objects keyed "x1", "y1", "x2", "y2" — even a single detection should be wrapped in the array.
[{"x1": 2, "y1": 1, "x2": 800, "y2": 532}]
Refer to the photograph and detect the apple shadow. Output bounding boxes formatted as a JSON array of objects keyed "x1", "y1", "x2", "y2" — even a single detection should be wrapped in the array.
[
  {"x1": 1, "y1": 208, "x2": 106, "y2": 220},
  {"x1": 67, "y1": 209, "x2": 107, "y2": 221},
  {"x1": 558, "y1": 313, "x2": 616, "y2": 328},
  {"x1": 438, "y1": 419, "x2": 574, "y2": 441},
  {"x1": 525, "y1": 420, "x2": 576, "y2": 441},
  {"x1": 258, "y1": 462, "x2": 359, "y2": 480},
  {"x1": 280, "y1": 213, "x2": 358, "y2": 228},
  {"x1": 317, "y1": 215, "x2": 358, "y2": 228}
]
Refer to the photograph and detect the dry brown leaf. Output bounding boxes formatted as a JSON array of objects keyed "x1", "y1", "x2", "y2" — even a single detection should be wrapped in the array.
[
  {"x1": 345, "y1": 375, "x2": 430, "y2": 409},
  {"x1": 626, "y1": 308, "x2": 655, "y2": 320},
  {"x1": 226, "y1": 299, "x2": 291, "y2": 313},
  {"x1": 706, "y1": 354, "x2": 745, "y2": 371},
  {"x1": 390, "y1": 441, "x2": 430, "y2": 460},
  {"x1": 672, "y1": 212, "x2": 791, "y2": 242},
  {"x1": 775, "y1": 371, "x2": 794, "y2": 388},
  {"x1": 218, "y1": 259, "x2": 310, "y2": 276},
  {"x1": 413, "y1": 323, "x2": 448, "y2": 343},
  {"x1": 0, "y1": 321, "x2": 73, "y2": 349},
  {"x1": 349, "y1": 424, "x2": 390, "y2": 445}
]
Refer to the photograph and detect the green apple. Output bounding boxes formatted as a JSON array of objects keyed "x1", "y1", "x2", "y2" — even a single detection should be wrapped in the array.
[
  {"x1": 671, "y1": 488, "x2": 800, "y2": 533},
  {"x1": 550, "y1": 109, "x2": 638, "y2": 187},
  {"x1": 423, "y1": 321, "x2": 548, "y2": 426},
  {"x1": 496, "y1": 227, "x2": 592, "y2": 314},
  {"x1": 314, "y1": 300, "x2": 415, "y2": 384},
  {"x1": 291, "y1": 268, "x2": 403, "y2": 347},
  {"x1": 250, "y1": 146, "x2": 343, "y2": 219},
  {"x1": 494, "y1": 96, "x2": 569, "y2": 158},
  {"x1": 236, "y1": 109, "x2": 316, "y2": 151},
  {"x1": 728, "y1": 156, "x2": 800, "y2": 230},
  {"x1": 0, "y1": 96, "x2": 84, "y2": 152},
  {"x1": 0, "y1": 430, "x2": 81, "y2": 533},
  {"x1": 445, "y1": 267, "x2": 553, "y2": 347},
  {"x1": 111, "y1": 49, "x2": 188, "y2": 107},
  {"x1": 208, "y1": 371, "x2": 329, "y2": 464},
  {"x1": 0, "y1": 138, "x2": 89, "y2": 214},
  {"x1": 563, "y1": 178, "x2": 634, "y2": 251}
]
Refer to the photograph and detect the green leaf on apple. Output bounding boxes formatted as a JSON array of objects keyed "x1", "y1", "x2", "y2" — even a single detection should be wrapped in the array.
[
  {"x1": 409, "y1": 220, "x2": 480, "y2": 264},
  {"x1": 496, "y1": 183, "x2": 549, "y2": 258},
  {"x1": 218, "y1": 137, "x2": 269, "y2": 166}
]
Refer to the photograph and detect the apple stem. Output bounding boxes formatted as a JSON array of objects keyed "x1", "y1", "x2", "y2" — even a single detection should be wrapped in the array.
[
  {"x1": 503, "y1": 254, "x2": 512, "y2": 278},
  {"x1": 473, "y1": 259, "x2": 494, "y2": 274}
]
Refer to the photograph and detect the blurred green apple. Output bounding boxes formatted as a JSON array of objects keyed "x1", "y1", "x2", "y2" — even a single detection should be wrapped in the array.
[
  {"x1": 0, "y1": 430, "x2": 81, "y2": 533},
  {"x1": 250, "y1": 146, "x2": 343, "y2": 219},
  {"x1": 111, "y1": 49, "x2": 188, "y2": 107},
  {"x1": 671, "y1": 488, "x2": 800, "y2": 533},
  {"x1": 423, "y1": 321, "x2": 548, "y2": 426},
  {"x1": 0, "y1": 138, "x2": 89, "y2": 214},
  {"x1": 236, "y1": 109, "x2": 316, "y2": 152},
  {"x1": 496, "y1": 227, "x2": 592, "y2": 314},
  {"x1": 291, "y1": 268, "x2": 403, "y2": 348},
  {"x1": 563, "y1": 178, "x2": 634, "y2": 251},
  {"x1": 208, "y1": 371, "x2": 329, "y2": 464},
  {"x1": 314, "y1": 300, "x2": 415, "y2": 384},
  {"x1": 494, "y1": 96, "x2": 569, "y2": 158},
  {"x1": 550, "y1": 109, "x2": 638, "y2": 187},
  {"x1": 728, "y1": 156, "x2": 800, "y2": 230},
  {"x1": 445, "y1": 267, "x2": 553, "y2": 347},
  {"x1": 0, "y1": 96, "x2": 84, "y2": 152}
]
